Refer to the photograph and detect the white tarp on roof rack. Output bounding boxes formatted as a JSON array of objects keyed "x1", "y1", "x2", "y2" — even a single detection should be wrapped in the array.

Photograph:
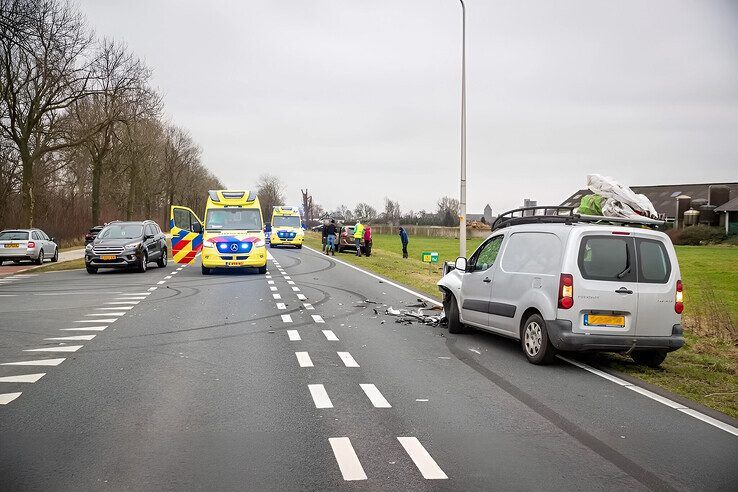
[{"x1": 586, "y1": 174, "x2": 658, "y2": 219}]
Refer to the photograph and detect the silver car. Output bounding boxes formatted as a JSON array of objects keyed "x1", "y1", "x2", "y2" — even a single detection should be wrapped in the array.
[{"x1": 0, "y1": 229, "x2": 59, "y2": 265}]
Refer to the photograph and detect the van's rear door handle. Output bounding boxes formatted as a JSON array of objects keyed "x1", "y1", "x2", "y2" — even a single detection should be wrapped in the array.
[
  {"x1": 615, "y1": 287, "x2": 633, "y2": 294},
  {"x1": 483, "y1": 277, "x2": 491, "y2": 283}
]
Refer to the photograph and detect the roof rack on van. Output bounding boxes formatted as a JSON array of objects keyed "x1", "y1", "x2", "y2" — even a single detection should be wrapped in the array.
[{"x1": 491, "y1": 206, "x2": 664, "y2": 231}]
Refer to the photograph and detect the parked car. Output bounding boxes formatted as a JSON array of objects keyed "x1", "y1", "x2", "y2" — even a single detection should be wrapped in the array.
[
  {"x1": 0, "y1": 229, "x2": 58, "y2": 265},
  {"x1": 336, "y1": 225, "x2": 364, "y2": 253},
  {"x1": 85, "y1": 220, "x2": 167, "y2": 274},
  {"x1": 438, "y1": 207, "x2": 684, "y2": 367},
  {"x1": 84, "y1": 225, "x2": 104, "y2": 244}
]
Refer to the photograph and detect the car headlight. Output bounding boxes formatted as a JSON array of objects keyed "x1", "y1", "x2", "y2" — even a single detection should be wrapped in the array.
[
  {"x1": 203, "y1": 239, "x2": 214, "y2": 248},
  {"x1": 124, "y1": 242, "x2": 141, "y2": 250},
  {"x1": 254, "y1": 239, "x2": 265, "y2": 248},
  {"x1": 85, "y1": 243, "x2": 93, "y2": 251}
]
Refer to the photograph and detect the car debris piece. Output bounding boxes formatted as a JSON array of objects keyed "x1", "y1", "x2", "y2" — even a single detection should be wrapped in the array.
[{"x1": 384, "y1": 306, "x2": 446, "y2": 326}]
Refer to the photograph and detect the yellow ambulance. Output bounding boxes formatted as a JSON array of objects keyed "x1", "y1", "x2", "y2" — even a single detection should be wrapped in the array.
[
  {"x1": 269, "y1": 206, "x2": 304, "y2": 248},
  {"x1": 170, "y1": 190, "x2": 267, "y2": 274}
]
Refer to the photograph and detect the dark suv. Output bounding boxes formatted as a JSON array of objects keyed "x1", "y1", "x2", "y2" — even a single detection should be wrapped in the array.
[{"x1": 85, "y1": 220, "x2": 167, "y2": 274}]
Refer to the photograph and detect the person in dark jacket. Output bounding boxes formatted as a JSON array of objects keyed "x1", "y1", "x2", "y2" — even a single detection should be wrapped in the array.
[
  {"x1": 325, "y1": 219, "x2": 337, "y2": 255},
  {"x1": 363, "y1": 224, "x2": 372, "y2": 256},
  {"x1": 399, "y1": 227, "x2": 409, "y2": 258},
  {"x1": 321, "y1": 219, "x2": 329, "y2": 252}
]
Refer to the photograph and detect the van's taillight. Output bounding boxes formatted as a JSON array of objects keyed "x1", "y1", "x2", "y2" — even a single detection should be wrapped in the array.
[
  {"x1": 675, "y1": 280, "x2": 684, "y2": 314},
  {"x1": 27, "y1": 241, "x2": 36, "y2": 248},
  {"x1": 558, "y1": 274, "x2": 574, "y2": 309}
]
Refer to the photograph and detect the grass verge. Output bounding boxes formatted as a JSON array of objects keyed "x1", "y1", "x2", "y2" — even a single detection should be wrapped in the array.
[
  {"x1": 306, "y1": 232, "x2": 738, "y2": 418},
  {"x1": 32, "y1": 258, "x2": 85, "y2": 272}
]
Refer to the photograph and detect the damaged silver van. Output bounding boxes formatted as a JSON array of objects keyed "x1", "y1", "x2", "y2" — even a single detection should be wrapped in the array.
[{"x1": 438, "y1": 207, "x2": 684, "y2": 366}]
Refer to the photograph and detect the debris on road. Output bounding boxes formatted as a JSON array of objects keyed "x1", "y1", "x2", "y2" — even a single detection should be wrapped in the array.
[{"x1": 384, "y1": 306, "x2": 446, "y2": 326}]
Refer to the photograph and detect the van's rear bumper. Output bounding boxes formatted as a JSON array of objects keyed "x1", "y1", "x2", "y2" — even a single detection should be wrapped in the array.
[{"x1": 546, "y1": 320, "x2": 684, "y2": 352}]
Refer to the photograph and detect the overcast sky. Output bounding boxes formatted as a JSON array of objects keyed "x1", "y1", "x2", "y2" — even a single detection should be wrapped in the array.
[{"x1": 79, "y1": 0, "x2": 738, "y2": 215}]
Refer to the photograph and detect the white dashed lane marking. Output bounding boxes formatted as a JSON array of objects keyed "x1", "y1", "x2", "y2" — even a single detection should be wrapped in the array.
[
  {"x1": 329, "y1": 437, "x2": 367, "y2": 481},
  {"x1": 360, "y1": 384, "x2": 391, "y2": 408},
  {"x1": 156, "y1": 280, "x2": 165, "y2": 285},
  {"x1": 97, "y1": 306, "x2": 133, "y2": 311},
  {"x1": 337, "y1": 352, "x2": 359, "y2": 368},
  {"x1": 270, "y1": 286, "x2": 278, "y2": 292},
  {"x1": 106, "y1": 301, "x2": 139, "y2": 305},
  {"x1": 1, "y1": 358, "x2": 65, "y2": 366},
  {"x1": 311, "y1": 315, "x2": 325, "y2": 324},
  {"x1": 0, "y1": 373, "x2": 45, "y2": 383},
  {"x1": 0, "y1": 393, "x2": 22, "y2": 405},
  {"x1": 276, "y1": 303, "x2": 286, "y2": 310},
  {"x1": 308, "y1": 384, "x2": 333, "y2": 409},
  {"x1": 281, "y1": 314, "x2": 293, "y2": 323},
  {"x1": 76, "y1": 319, "x2": 116, "y2": 323},
  {"x1": 115, "y1": 296, "x2": 146, "y2": 300},
  {"x1": 24, "y1": 345, "x2": 83, "y2": 353},
  {"x1": 297, "y1": 294, "x2": 307, "y2": 301},
  {"x1": 283, "y1": 276, "x2": 291, "y2": 280},
  {"x1": 291, "y1": 287, "x2": 300, "y2": 292},
  {"x1": 267, "y1": 280, "x2": 275, "y2": 285},
  {"x1": 86, "y1": 313, "x2": 125, "y2": 317},
  {"x1": 322, "y1": 330, "x2": 339, "y2": 341},
  {"x1": 295, "y1": 352, "x2": 314, "y2": 367},
  {"x1": 397, "y1": 437, "x2": 448, "y2": 480},
  {"x1": 287, "y1": 330, "x2": 301, "y2": 341},
  {"x1": 273, "y1": 294, "x2": 282, "y2": 300},
  {"x1": 148, "y1": 286, "x2": 158, "y2": 291},
  {"x1": 44, "y1": 335, "x2": 96, "y2": 341},
  {"x1": 287, "y1": 281, "x2": 295, "y2": 285},
  {"x1": 164, "y1": 276, "x2": 172, "y2": 280},
  {"x1": 61, "y1": 326, "x2": 106, "y2": 331},
  {"x1": 303, "y1": 303, "x2": 314, "y2": 310}
]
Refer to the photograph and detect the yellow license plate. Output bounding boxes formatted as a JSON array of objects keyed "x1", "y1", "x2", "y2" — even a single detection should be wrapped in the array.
[
  {"x1": 226, "y1": 261, "x2": 245, "y2": 266},
  {"x1": 5, "y1": 243, "x2": 19, "y2": 248},
  {"x1": 100, "y1": 255, "x2": 117, "y2": 260},
  {"x1": 586, "y1": 314, "x2": 625, "y2": 327}
]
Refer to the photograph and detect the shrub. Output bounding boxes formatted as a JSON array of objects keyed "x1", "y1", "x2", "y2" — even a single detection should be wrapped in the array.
[{"x1": 677, "y1": 225, "x2": 727, "y2": 245}]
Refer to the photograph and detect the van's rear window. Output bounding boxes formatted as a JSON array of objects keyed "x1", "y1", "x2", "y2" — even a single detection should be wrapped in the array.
[
  {"x1": 637, "y1": 239, "x2": 671, "y2": 283},
  {"x1": 578, "y1": 237, "x2": 635, "y2": 282}
]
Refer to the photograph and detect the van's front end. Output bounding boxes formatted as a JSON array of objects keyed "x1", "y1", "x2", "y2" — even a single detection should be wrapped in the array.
[
  {"x1": 200, "y1": 190, "x2": 268, "y2": 274},
  {"x1": 269, "y1": 206, "x2": 304, "y2": 248}
]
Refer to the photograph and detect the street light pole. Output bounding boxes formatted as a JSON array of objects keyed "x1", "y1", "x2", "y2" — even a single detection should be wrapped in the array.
[{"x1": 458, "y1": 0, "x2": 467, "y2": 258}]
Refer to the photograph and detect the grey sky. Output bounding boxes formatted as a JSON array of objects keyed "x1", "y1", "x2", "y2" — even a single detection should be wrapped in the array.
[{"x1": 79, "y1": 0, "x2": 738, "y2": 215}]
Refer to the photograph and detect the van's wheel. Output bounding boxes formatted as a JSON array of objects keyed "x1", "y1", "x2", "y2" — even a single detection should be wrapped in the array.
[
  {"x1": 157, "y1": 248, "x2": 168, "y2": 268},
  {"x1": 137, "y1": 251, "x2": 148, "y2": 272},
  {"x1": 444, "y1": 293, "x2": 465, "y2": 334},
  {"x1": 51, "y1": 248, "x2": 58, "y2": 262},
  {"x1": 35, "y1": 250, "x2": 44, "y2": 265},
  {"x1": 86, "y1": 266, "x2": 97, "y2": 274},
  {"x1": 201, "y1": 265, "x2": 211, "y2": 275},
  {"x1": 631, "y1": 350, "x2": 667, "y2": 368},
  {"x1": 522, "y1": 313, "x2": 556, "y2": 364}
]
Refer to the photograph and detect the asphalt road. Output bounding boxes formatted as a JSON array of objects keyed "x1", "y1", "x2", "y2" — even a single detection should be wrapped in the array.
[{"x1": 0, "y1": 247, "x2": 736, "y2": 490}]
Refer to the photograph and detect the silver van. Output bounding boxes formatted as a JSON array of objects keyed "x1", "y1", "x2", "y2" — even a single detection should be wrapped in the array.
[{"x1": 438, "y1": 208, "x2": 684, "y2": 366}]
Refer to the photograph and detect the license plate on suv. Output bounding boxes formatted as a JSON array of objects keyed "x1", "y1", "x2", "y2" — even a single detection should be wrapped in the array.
[
  {"x1": 100, "y1": 255, "x2": 117, "y2": 261},
  {"x1": 584, "y1": 314, "x2": 625, "y2": 327}
]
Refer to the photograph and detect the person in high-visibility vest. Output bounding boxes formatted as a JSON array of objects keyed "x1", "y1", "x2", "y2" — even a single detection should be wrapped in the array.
[{"x1": 353, "y1": 221, "x2": 364, "y2": 257}]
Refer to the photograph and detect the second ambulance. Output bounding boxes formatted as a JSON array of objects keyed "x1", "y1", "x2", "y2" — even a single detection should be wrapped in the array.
[{"x1": 269, "y1": 206, "x2": 304, "y2": 248}]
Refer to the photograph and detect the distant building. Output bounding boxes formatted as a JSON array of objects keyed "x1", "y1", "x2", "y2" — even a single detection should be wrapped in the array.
[
  {"x1": 483, "y1": 204, "x2": 493, "y2": 224},
  {"x1": 716, "y1": 197, "x2": 738, "y2": 234}
]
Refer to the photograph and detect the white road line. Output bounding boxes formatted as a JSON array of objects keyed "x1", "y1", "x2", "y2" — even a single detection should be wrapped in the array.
[
  {"x1": 291, "y1": 286, "x2": 300, "y2": 292},
  {"x1": 164, "y1": 276, "x2": 172, "y2": 279},
  {"x1": 177, "y1": 267, "x2": 183, "y2": 271},
  {"x1": 97, "y1": 306, "x2": 133, "y2": 311},
  {"x1": 76, "y1": 319, "x2": 116, "y2": 323},
  {"x1": 303, "y1": 303, "x2": 314, "y2": 310},
  {"x1": 308, "y1": 384, "x2": 333, "y2": 409},
  {"x1": 283, "y1": 276, "x2": 291, "y2": 280},
  {"x1": 148, "y1": 286, "x2": 158, "y2": 291},
  {"x1": 124, "y1": 292, "x2": 152, "y2": 295},
  {"x1": 115, "y1": 296, "x2": 146, "y2": 300},
  {"x1": 24, "y1": 345, "x2": 83, "y2": 353},
  {"x1": 360, "y1": 384, "x2": 391, "y2": 408},
  {"x1": 297, "y1": 294, "x2": 307, "y2": 301},
  {"x1": 287, "y1": 280, "x2": 295, "y2": 285},
  {"x1": 157, "y1": 280, "x2": 165, "y2": 285},
  {"x1": 61, "y1": 326, "x2": 106, "y2": 331},
  {"x1": 311, "y1": 315, "x2": 325, "y2": 324},
  {"x1": 270, "y1": 286, "x2": 278, "y2": 291},
  {"x1": 0, "y1": 294, "x2": 17, "y2": 297},
  {"x1": 273, "y1": 293, "x2": 282, "y2": 300},
  {"x1": 329, "y1": 437, "x2": 367, "y2": 481},
  {"x1": 106, "y1": 301, "x2": 139, "y2": 305},
  {"x1": 170, "y1": 271, "x2": 178, "y2": 275},
  {"x1": 0, "y1": 373, "x2": 45, "y2": 383},
  {"x1": 397, "y1": 437, "x2": 448, "y2": 480},
  {"x1": 281, "y1": 314, "x2": 293, "y2": 323},
  {"x1": 86, "y1": 313, "x2": 125, "y2": 317},
  {"x1": 295, "y1": 352, "x2": 314, "y2": 367},
  {"x1": 267, "y1": 280, "x2": 275, "y2": 285},
  {"x1": 322, "y1": 330, "x2": 338, "y2": 341},
  {"x1": 44, "y1": 335, "x2": 95, "y2": 341},
  {"x1": 276, "y1": 303, "x2": 286, "y2": 310},
  {"x1": 287, "y1": 330, "x2": 301, "y2": 341},
  {"x1": 266, "y1": 275, "x2": 272, "y2": 279},
  {"x1": 1, "y1": 358, "x2": 65, "y2": 366},
  {"x1": 337, "y1": 352, "x2": 359, "y2": 368},
  {"x1": 0, "y1": 392, "x2": 22, "y2": 405},
  {"x1": 558, "y1": 355, "x2": 738, "y2": 437}
]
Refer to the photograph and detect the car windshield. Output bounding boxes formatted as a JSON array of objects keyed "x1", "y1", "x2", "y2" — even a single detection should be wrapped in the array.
[
  {"x1": 98, "y1": 224, "x2": 143, "y2": 239},
  {"x1": 0, "y1": 231, "x2": 29, "y2": 240},
  {"x1": 273, "y1": 216, "x2": 301, "y2": 228},
  {"x1": 205, "y1": 208, "x2": 262, "y2": 231}
]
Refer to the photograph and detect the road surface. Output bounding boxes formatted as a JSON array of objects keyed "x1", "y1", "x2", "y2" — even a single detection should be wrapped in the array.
[{"x1": 1, "y1": 247, "x2": 736, "y2": 490}]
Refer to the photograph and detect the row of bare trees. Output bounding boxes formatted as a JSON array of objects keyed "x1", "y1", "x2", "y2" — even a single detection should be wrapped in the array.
[
  {"x1": 0, "y1": 0, "x2": 221, "y2": 242},
  {"x1": 328, "y1": 196, "x2": 459, "y2": 226}
]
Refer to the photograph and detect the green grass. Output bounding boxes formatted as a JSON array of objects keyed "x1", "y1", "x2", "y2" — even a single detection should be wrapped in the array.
[
  {"x1": 306, "y1": 232, "x2": 738, "y2": 418},
  {"x1": 33, "y1": 258, "x2": 85, "y2": 272}
]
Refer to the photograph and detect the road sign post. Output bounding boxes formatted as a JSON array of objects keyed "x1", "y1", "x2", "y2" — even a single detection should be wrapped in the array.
[{"x1": 421, "y1": 251, "x2": 439, "y2": 274}]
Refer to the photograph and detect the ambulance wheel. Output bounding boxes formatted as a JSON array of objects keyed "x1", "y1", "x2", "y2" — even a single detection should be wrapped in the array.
[
  {"x1": 201, "y1": 265, "x2": 211, "y2": 275},
  {"x1": 257, "y1": 265, "x2": 267, "y2": 274},
  {"x1": 296, "y1": 244, "x2": 302, "y2": 249}
]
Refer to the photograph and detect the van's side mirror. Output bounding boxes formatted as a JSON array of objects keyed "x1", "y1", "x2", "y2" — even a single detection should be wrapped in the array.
[
  {"x1": 455, "y1": 257, "x2": 467, "y2": 272},
  {"x1": 192, "y1": 223, "x2": 203, "y2": 234}
]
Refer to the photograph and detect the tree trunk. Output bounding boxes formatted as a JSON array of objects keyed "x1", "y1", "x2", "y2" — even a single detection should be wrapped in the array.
[
  {"x1": 125, "y1": 163, "x2": 137, "y2": 220},
  {"x1": 91, "y1": 157, "x2": 102, "y2": 225},
  {"x1": 20, "y1": 146, "x2": 34, "y2": 227}
]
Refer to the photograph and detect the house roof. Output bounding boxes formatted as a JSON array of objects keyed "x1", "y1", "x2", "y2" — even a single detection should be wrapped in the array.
[
  {"x1": 560, "y1": 182, "x2": 738, "y2": 218},
  {"x1": 716, "y1": 196, "x2": 738, "y2": 212}
]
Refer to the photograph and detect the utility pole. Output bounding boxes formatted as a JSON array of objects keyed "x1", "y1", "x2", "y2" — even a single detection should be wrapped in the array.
[{"x1": 458, "y1": 0, "x2": 467, "y2": 258}]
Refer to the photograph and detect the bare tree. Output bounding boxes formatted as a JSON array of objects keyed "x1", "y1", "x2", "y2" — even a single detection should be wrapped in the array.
[
  {"x1": 383, "y1": 197, "x2": 401, "y2": 225},
  {"x1": 437, "y1": 196, "x2": 460, "y2": 226},
  {"x1": 257, "y1": 174, "x2": 285, "y2": 220},
  {"x1": 0, "y1": 0, "x2": 99, "y2": 225},
  {"x1": 353, "y1": 202, "x2": 377, "y2": 221}
]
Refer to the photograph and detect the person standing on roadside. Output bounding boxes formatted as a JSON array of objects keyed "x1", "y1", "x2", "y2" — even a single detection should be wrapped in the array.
[
  {"x1": 321, "y1": 219, "x2": 329, "y2": 252},
  {"x1": 325, "y1": 219, "x2": 337, "y2": 256},
  {"x1": 353, "y1": 220, "x2": 364, "y2": 257},
  {"x1": 399, "y1": 226, "x2": 409, "y2": 258},
  {"x1": 363, "y1": 223, "x2": 372, "y2": 256}
]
